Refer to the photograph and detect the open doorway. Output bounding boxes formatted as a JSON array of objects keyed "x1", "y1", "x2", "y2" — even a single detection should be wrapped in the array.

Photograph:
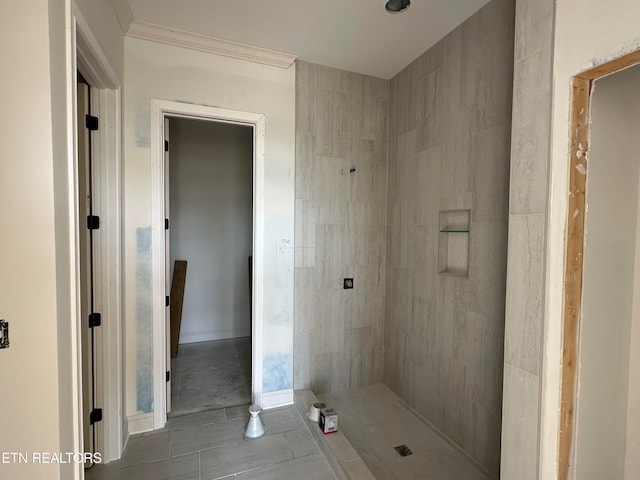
[
  {"x1": 559, "y1": 48, "x2": 640, "y2": 480},
  {"x1": 569, "y1": 63, "x2": 640, "y2": 480},
  {"x1": 166, "y1": 118, "x2": 254, "y2": 416},
  {"x1": 150, "y1": 100, "x2": 266, "y2": 429}
]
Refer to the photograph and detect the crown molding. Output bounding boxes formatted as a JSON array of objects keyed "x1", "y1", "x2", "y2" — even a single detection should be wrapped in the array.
[{"x1": 126, "y1": 21, "x2": 296, "y2": 69}]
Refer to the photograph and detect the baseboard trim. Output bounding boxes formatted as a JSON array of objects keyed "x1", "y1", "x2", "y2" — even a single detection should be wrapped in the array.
[
  {"x1": 179, "y1": 329, "x2": 250, "y2": 344},
  {"x1": 126, "y1": 413, "x2": 154, "y2": 436},
  {"x1": 121, "y1": 418, "x2": 129, "y2": 456},
  {"x1": 262, "y1": 389, "x2": 293, "y2": 409}
]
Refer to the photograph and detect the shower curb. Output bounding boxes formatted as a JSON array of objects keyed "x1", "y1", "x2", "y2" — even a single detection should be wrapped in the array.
[{"x1": 294, "y1": 389, "x2": 376, "y2": 480}]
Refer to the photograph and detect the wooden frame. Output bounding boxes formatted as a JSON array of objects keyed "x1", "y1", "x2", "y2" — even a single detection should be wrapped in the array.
[{"x1": 559, "y1": 48, "x2": 640, "y2": 480}]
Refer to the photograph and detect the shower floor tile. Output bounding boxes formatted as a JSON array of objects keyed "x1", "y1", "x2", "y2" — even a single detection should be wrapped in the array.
[{"x1": 317, "y1": 384, "x2": 492, "y2": 480}]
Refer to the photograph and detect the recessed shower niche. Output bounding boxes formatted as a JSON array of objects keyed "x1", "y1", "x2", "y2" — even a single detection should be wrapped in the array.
[{"x1": 438, "y1": 210, "x2": 470, "y2": 277}]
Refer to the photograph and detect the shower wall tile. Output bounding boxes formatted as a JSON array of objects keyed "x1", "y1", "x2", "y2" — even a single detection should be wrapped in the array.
[
  {"x1": 501, "y1": 363, "x2": 540, "y2": 480},
  {"x1": 470, "y1": 400, "x2": 503, "y2": 474},
  {"x1": 440, "y1": 26, "x2": 464, "y2": 115},
  {"x1": 504, "y1": 214, "x2": 544, "y2": 375},
  {"x1": 316, "y1": 224, "x2": 344, "y2": 289},
  {"x1": 509, "y1": 49, "x2": 551, "y2": 215},
  {"x1": 395, "y1": 61, "x2": 417, "y2": 135},
  {"x1": 468, "y1": 221, "x2": 508, "y2": 319},
  {"x1": 416, "y1": 68, "x2": 443, "y2": 152},
  {"x1": 465, "y1": 311, "x2": 505, "y2": 415},
  {"x1": 294, "y1": 61, "x2": 389, "y2": 393},
  {"x1": 411, "y1": 225, "x2": 439, "y2": 301},
  {"x1": 384, "y1": 0, "x2": 514, "y2": 475},
  {"x1": 416, "y1": 40, "x2": 443, "y2": 79},
  {"x1": 295, "y1": 61, "x2": 316, "y2": 134},
  {"x1": 440, "y1": 107, "x2": 474, "y2": 197},
  {"x1": 295, "y1": 131, "x2": 315, "y2": 201},
  {"x1": 513, "y1": 0, "x2": 554, "y2": 61},
  {"x1": 309, "y1": 352, "x2": 348, "y2": 399},
  {"x1": 472, "y1": 125, "x2": 512, "y2": 223},
  {"x1": 441, "y1": 357, "x2": 468, "y2": 446},
  {"x1": 415, "y1": 145, "x2": 441, "y2": 227},
  {"x1": 294, "y1": 199, "x2": 316, "y2": 269},
  {"x1": 501, "y1": 0, "x2": 554, "y2": 475},
  {"x1": 315, "y1": 157, "x2": 348, "y2": 225}
]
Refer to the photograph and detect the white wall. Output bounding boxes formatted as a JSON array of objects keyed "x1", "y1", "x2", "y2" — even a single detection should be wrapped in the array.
[
  {"x1": 0, "y1": 2, "x2": 62, "y2": 478},
  {"x1": 627, "y1": 84, "x2": 640, "y2": 476},
  {"x1": 74, "y1": 0, "x2": 125, "y2": 80},
  {"x1": 123, "y1": 37, "x2": 295, "y2": 418},
  {"x1": 573, "y1": 65, "x2": 640, "y2": 480},
  {"x1": 539, "y1": 1, "x2": 640, "y2": 477},
  {"x1": 0, "y1": 0, "x2": 123, "y2": 478},
  {"x1": 170, "y1": 118, "x2": 253, "y2": 343}
]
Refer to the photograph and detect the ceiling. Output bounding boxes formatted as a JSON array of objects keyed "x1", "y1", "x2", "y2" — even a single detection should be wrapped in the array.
[{"x1": 126, "y1": 0, "x2": 489, "y2": 79}]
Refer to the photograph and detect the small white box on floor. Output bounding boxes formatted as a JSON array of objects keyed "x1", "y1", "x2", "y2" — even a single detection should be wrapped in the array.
[{"x1": 319, "y1": 408, "x2": 338, "y2": 434}]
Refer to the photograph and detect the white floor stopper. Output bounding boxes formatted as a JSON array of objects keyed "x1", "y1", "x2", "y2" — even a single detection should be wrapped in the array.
[{"x1": 244, "y1": 404, "x2": 265, "y2": 438}]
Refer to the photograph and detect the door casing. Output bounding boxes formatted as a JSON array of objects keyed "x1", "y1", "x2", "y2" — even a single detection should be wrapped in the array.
[
  {"x1": 73, "y1": 5, "x2": 124, "y2": 466},
  {"x1": 150, "y1": 100, "x2": 265, "y2": 430}
]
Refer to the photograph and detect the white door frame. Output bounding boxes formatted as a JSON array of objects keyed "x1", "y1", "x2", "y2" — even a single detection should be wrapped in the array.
[
  {"x1": 150, "y1": 100, "x2": 265, "y2": 430},
  {"x1": 72, "y1": 5, "x2": 123, "y2": 464}
]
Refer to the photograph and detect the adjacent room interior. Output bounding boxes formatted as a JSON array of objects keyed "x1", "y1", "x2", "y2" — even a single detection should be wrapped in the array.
[{"x1": 167, "y1": 118, "x2": 254, "y2": 417}]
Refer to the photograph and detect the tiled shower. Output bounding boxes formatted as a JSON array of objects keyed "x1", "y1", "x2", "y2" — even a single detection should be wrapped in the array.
[{"x1": 294, "y1": 0, "x2": 514, "y2": 475}]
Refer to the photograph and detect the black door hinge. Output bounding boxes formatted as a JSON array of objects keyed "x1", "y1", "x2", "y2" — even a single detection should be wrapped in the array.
[
  {"x1": 87, "y1": 215, "x2": 100, "y2": 230},
  {"x1": 165, "y1": 296, "x2": 170, "y2": 307},
  {"x1": 89, "y1": 408, "x2": 103, "y2": 425},
  {"x1": 165, "y1": 218, "x2": 169, "y2": 230},
  {"x1": 88, "y1": 312, "x2": 101, "y2": 328},
  {"x1": 164, "y1": 140, "x2": 169, "y2": 152},
  {"x1": 86, "y1": 115, "x2": 99, "y2": 131},
  {"x1": 166, "y1": 371, "x2": 170, "y2": 382}
]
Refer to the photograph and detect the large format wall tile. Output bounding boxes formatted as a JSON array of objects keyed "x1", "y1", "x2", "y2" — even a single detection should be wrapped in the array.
[
  {"x1": 509, "y1": 50, "x2": 552, "y2": 215},
  {"x1": 501, "y1": 363, "x2": 540, "y2": 480},
  {"x1": 294, "y1": 61, "x2": 389, "y2": 393},
  {"x1": 384, "y1": 0, "x2": 515, "y2": 475},
  {"x1": 504, "y1": 214, "x2": 544, "y2": 375},
  {"x1": 295, "y1": 1, "x2": 516, "y2": 476},
  {"x1": 501, "y1": 0, "x2": 554, "y2": 475}
]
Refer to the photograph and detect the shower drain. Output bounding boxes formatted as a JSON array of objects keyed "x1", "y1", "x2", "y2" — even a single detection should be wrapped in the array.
[{"x1": 394, "y1": 444, "x2": 413, "y2": 457}]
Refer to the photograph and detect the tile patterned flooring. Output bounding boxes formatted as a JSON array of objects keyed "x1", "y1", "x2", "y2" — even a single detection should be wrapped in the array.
[
  {"x1": 85, "y1": 405, "x2": 338, "y2": 480},
  {"x1": 170, "y1": 338, "x2": 252, "y2": 416},
  {"x1": 87, "y1": 360, "x2": 492, "y2": 480},
  {"x1": 318, "y1": 384, "x2": 492, "y2": 480}
]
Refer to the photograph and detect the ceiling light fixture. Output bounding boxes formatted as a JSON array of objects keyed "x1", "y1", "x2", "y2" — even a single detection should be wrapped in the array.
[{"x1": 385, "y1": 0, "x2": 410, "y2": 13}]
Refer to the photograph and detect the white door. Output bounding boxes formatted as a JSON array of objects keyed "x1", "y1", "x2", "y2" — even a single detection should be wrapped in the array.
[
  {"x1": 77, "y1": 78, "x2": 99, "y2": 463},
  {"x1": 164, "y1": 117, "x2": 172, "y2": 414}
]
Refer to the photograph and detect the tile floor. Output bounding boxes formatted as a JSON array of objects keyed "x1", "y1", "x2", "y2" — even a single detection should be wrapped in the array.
[
  {"x1": 87, "y1": 380, "x2": 493, "y2": 480},
  {"x1": 170, "y1": 338, "x2": 252, "y2": 416},
  {"x1": 85, "y1": 405, "x2": 338, "y2": 480},
  {"x1": 318, "y1": 384, "x2": 492, "y2": 480}
]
